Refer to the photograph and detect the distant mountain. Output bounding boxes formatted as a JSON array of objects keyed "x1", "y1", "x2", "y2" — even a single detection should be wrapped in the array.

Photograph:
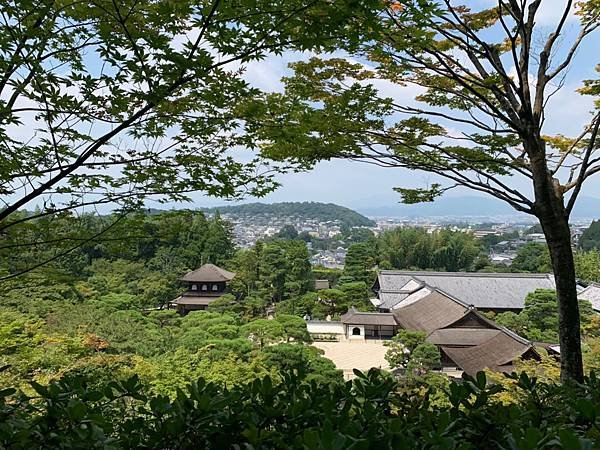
[
  {"x1": 355, "y1": 195, "x2": 600, "y2": 219},
  {"x1": 200, "y1": 202, "x2": 376, "y2": 227}
]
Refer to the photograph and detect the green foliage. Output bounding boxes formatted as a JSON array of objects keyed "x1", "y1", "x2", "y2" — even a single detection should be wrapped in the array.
[
  {"x1": 207, "y1": 294, "x2": 268, "y2": 322},
  {"x1": 339, "y1": 282, "x2": 372, "y2": 310},
  {"x1": 494, "y1": 289, "x2": 595, "y2": 342},
  {"x1": 258, "y1": 244, "x2": 291, "y2": 302},
  {"x1": 259, "y1": 344, "x2": 341, "y2": 383},
  {"x1": 511, "y1": 243, "x2": 551, "y2": 273},
  {"x1": 479, "y1": 231, "x2": 520, "y2": 250},
  {"x1": 406, "y1": 343, "x2": 441, "y2": 376},
  {"x1": 277, "y1": 225, "x2": 299, "y2": 240},
  {"x1": 312, "y1": 267, "x2": 343, "y2": 287},
  {"x1": 376, "y1": 227, "x2": 480, "y2": 271},
  {"x1": 384, "y1": 330, "x2": 439, "y2": 375},
  {"x1": 0, "y1": 262, "x2": 324, "y2": 394},
  {"x1": 0, "y1": 210, "x2": 233, "y2": 309},
  {"x1": 575, "y1": 249, "x2": 600, "y2": 282},
  {"x1": 275, "y1": 314, "x2": 312, "y2": 343},
  {"x1": 0, "y1": 0, "x2": 385, "y2": 263},
  {"x1": 203, "y1": 212, "x2": 236, "y2": 266},
  {"x1": 275, "y1": 287, "x2": 371, "y2": 320},
  {"x1": 314, "y1": 289, "x2": 351, "y2": 318},
  {"x1": 580, "y1": 220, "x2": 600, "y2": 251},
  {"x1": 275, "y1": 292, "x2": 319, "y2": 317},
  {"x1": 343, "y1": 243, "x2": 375, "y2": 284},
  {"x1": 201, "y1": 202, "x2": 375, "y2": 227},
  {"x1": 231, "y1": 239, "x2": 313, "y2": 303},
  {"x1": 4, "y1": 369, "x2": 600, "y2": 448},
  {"x1": 240, "y1": 319, "x2": 285, "y2": 348}
]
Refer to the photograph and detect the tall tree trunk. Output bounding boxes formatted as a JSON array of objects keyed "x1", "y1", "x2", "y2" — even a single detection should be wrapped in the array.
[
  {"x1": 529, "y1": 138, "x2": 584, "y2": 383},
  {"x1": 539, "y1": 212, "x2": 584, "y2": 383}
]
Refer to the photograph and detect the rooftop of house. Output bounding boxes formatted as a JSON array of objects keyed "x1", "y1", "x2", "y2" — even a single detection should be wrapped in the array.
[
  {"x1": 427, "y1": 328, "x2": 502, "y2": 347},
  {"x1": 343, "y1": 285, "x2": 538, "y2": 375},
  {"x1": 375, "y1": 270, "x2": 556, "y2": 311},
  {"x1": 440, "y1": 330, "x2": 536, "y2": 376},
  {"x1": 578, "y1": 282, "x2": 600, "y2": 311},
  {"x1": 181, "y1": 263, "x2": 236, "y2": 283},
  {"x1": 170, "y1": 295, "x2": 221, "y2": 306},
  {"x1": 340, "y1": 307, "x2": 399, "y2": 326},
  {"x1": 392, "y1": 289, "x2": 471, "y2": 334}
]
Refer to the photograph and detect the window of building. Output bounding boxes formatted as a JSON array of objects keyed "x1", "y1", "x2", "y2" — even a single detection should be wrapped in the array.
[
  {"x1": 212, "y1": 284, "x2": 218, "y2": 291},
  {"x1": 352, "y1": 327, "x2": 361, "y2": 336},
  {"x1": 202, "y1": 284, "x2": 208, "y2": 291},
  {"x1": 191, "y1": 284, "x2": 198, "y2": 291}
]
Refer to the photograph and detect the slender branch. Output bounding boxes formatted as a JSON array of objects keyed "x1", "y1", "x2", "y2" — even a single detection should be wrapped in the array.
[
  {"x1": 565, "y1": 114, "x2": 600, "y2": 214},
  {"x1": 0, "y1": 213, "x2": 128, "y2": 282}
]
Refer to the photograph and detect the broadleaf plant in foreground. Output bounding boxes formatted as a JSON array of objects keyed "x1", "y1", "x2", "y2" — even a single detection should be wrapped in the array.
[{"x1": 2, "y1": 369, "x2": 600, "y2": 448}]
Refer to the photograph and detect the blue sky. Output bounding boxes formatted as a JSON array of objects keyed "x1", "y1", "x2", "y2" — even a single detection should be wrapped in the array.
[{"x1": 184, "y1": 1, "x2": 600, "y2": 211}]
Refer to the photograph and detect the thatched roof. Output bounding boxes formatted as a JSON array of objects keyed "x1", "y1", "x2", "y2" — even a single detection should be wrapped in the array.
[
  {"x1": 427, "y1": 328, "x2": 501, "y2": 347},
  {"x1": 376, "y1": 271, "x2": 555, "y2": 310},
  {"x1": 392, "y1": 289, "x2": 470, "y2": 334},
  {"x1": 181, "y1": 264, "x2": 235, "y2": 283},
  {"x1": 440, "y1": 329, "x2": 535, "y2": 376},
  {"x1": 341, "y1": 307, "x2": 398, "y2": 326}
]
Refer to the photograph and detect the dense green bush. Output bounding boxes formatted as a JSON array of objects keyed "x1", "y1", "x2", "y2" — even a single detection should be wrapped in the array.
[
  {"x1": 375, "y1": 227, "x2": 481, "y2": 272},
  {"x1": 2, "y1": 369, "x2": 600, "y2": 449}
]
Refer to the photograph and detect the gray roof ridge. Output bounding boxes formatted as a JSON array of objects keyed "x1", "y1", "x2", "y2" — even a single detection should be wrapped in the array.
[
  {"x1": 346, "y1": 310, "x2": 395, "y2": 316},
  {"x1": 379, "y1": 270, "x2": 553, "y2": 279},
  {"x1": 379, "y1": 288, "x2": 422, "y2": 294},
  {"x1": 398, "y1": 276, "x2": 426, "y2": 294}
]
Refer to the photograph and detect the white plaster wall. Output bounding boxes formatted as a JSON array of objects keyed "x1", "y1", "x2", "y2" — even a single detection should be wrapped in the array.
[
  {"x1": 347, "y1": 324, "x2": 365, "y2": 340},
  {"x1": 307, "y1": 321, "x2": 345, "y2": 335}
]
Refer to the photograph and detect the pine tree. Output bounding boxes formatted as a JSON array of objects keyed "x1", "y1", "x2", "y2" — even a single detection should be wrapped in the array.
[{"x1": 343, "y1": 243, "x2": 374, "y2": 285}]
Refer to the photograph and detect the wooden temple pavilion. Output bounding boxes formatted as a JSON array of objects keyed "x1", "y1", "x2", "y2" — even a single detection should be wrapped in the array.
[{"x1": 170, "y1": 263, "x2": 235, "y2": 315}]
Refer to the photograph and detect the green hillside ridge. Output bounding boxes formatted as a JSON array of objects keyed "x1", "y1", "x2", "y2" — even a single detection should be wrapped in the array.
[{"x1": 200, "y1": 202, "x2": 376, "y2": 227}]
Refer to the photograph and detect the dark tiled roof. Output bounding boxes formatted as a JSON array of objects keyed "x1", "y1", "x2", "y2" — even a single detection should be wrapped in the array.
[
  {"x1": 181, "y1": 264, "x2": 235, "y2": 283},
  {"x1": 377, "y1": 271, "x2": 555, "y2": 310},
  {"x1": 377, "y1": 292, "x2": 411, "y2": 310}
]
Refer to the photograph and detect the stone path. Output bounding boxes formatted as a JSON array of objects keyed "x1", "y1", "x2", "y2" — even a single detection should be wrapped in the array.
[{"x1": 313, "y1": 341, "x2": 391, "y2": 380}]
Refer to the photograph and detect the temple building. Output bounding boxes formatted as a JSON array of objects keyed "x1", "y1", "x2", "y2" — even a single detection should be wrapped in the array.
[
  {"x1": 170, "y1": 263, "x2": 235, "y2": 315},
  {"x1": 372, "y1": 270, "x2": 557, "y2": 313},
  {"x1": 307, "y1": 285, "x2": 541, "y2": 377}
]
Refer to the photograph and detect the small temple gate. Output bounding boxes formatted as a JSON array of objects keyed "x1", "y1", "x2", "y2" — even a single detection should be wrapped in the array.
[{"x1": 170, "y1": 263, "x2": 235, "y2": 315}]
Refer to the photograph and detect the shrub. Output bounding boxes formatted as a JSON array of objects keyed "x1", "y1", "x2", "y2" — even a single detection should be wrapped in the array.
[{"x1": 2, "y1": 369, "x2": 600, "y2": 449}]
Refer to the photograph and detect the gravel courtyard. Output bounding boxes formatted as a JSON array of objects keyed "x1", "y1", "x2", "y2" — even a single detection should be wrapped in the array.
[{"x1": 312, "y1": 341, "x2": 391, "y2": 380}]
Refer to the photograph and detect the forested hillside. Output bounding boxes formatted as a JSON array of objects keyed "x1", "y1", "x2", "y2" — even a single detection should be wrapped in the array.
[
  {"x1": 201, "y1": 202, "x2": 376, "y2": 227},
  {"x1": 0, "y1": 209, "x2": 371, "y2": 396}
]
